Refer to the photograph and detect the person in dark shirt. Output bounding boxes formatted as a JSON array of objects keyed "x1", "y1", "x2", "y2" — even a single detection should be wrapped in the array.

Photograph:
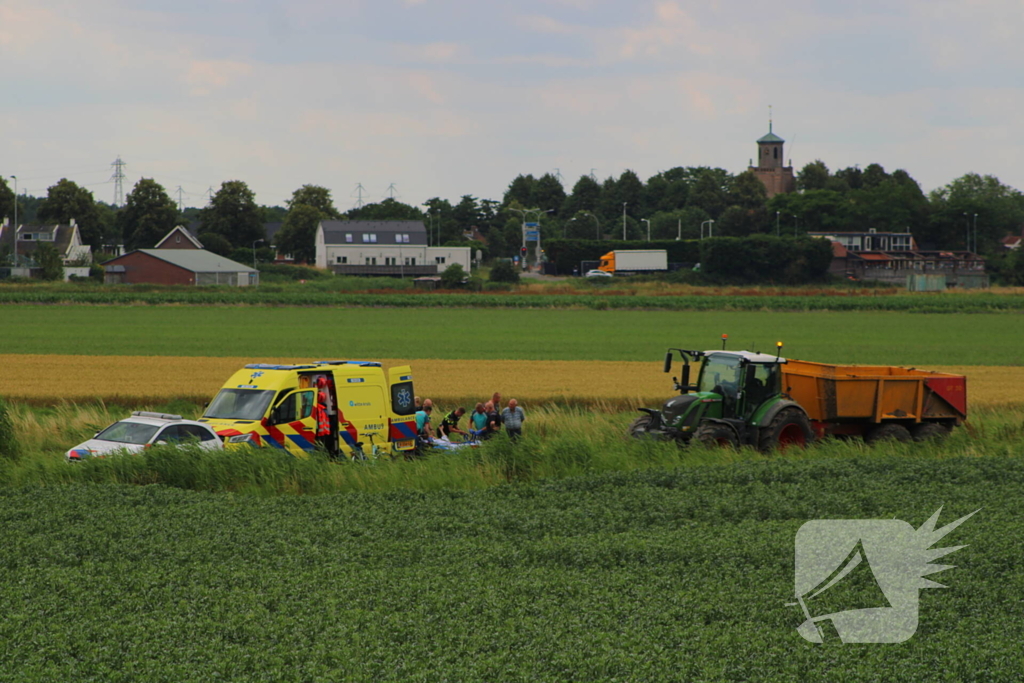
[
  {"x1": 482, "y1": 401, "x2": 502, "y2": 440},
  {"x1": 436, "y1": 407, "x2": 468, "y2": 439}
]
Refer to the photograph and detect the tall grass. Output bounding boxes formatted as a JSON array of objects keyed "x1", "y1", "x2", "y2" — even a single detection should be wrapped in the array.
[{"x1": 3, "y1": 401, "x2": 1022, "y2": 496}]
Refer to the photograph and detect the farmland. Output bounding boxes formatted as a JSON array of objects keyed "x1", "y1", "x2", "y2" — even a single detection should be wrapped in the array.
[
  {"x1": 2, "y1": 305, "x2": 1023, "y2": 365},
  {"x1": 0, "y1": 456, "x2": 1021, "y2": 680}
]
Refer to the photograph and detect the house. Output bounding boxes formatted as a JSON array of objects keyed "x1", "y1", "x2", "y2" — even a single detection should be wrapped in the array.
[
  {"x1": 101, "y1": 249, "x2": 258, "y2": 286},
  {"x1": 315, "y1": 220, "x2": 472, "y2": 276},
  {"x1": 1000, "y1": 230, "x2": 1022, "y2": 251},
  {"x1": 822, "y1": 240, "x2": 987, "y2": 288},
  {"x1": 155, "y1": 225, "x2": 204, "y2": 249},
  {"x1": 0, "y1": 218, "x2": 93, "y2": 279},
  {"x1": 807, "y1": 229, "x2": 916, "y2": 252}
]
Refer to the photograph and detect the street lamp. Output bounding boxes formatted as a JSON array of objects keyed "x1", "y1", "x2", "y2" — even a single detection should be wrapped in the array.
[
  {"x1": 642, "y1": 218, "x2": 651, "y2": 242},
  {"x1": 972, "y1": 213, "x2": 978, "y2": 253},
  {"x1": 963, "y1": 212, "x2": 969, "y2": 252},
  {"x1": 676, "y1": 218, "x2": 682, "y2": 241},
  {"x1": 700, "y1": 219, "x2": 715, "y2": 239},
  {"x1": 622, "y1": 202, "x2": 627, "y2": 240},
  {"x1": 583, "y1": 211, "x2": 600, "y2": 240},
  {"x1": 775, "y1": 211, "x2": 780, "y2": 237},
  {"x1": 791, "y1": 215, "x2": 799, "y2": 235},
  {"x1": 252, "y1": 239, "x2": 263, "y2": 270}
]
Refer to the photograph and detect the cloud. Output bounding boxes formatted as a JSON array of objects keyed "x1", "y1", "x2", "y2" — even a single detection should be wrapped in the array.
[{"x1": 183, "y1": 60, "x2": 254, "y2": 97}]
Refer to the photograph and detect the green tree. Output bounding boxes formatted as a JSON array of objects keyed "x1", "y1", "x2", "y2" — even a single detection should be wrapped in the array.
[
  {"x1": 274, "y1": 204, "x2": 322, "y2": 264},
  {"x1": 349, "y1": 198, "x2": 422, "y2": 221},
  {"x1": 288, "y1": 185, "x2": 341, "y2": 219},
  {"x1": 0, "y1": 176, "x2": 18, "y2": 227},
  {"x1": 440, "y1": 262, "x2": 468, "y2": 288},
  {"x1": 503, "y1": 174, "x2": 536, "y2": 207},
  {"x1": 37, "y1": 179, "x2": 102, "y2": 246},
  {"x1": 561, "y1": 175, "x2": 602, "y2": 217},
  {"x1": 687, "y1": 170, "x2": 731, "y2": 218},
  {"x1": 728, "y1": 171, "x2": 768, "y2": 211},
  {"x1": 797, "y1": 160, "x2": 830, "y2": 191},
  {"x1": 119, "y1": 179, "x2": 180, "y2": 250},
  {"x1": 834, "y1": 166, "x2": 863, "y2": 190},
  {"x1": 533, "y1": 174, "x2": 566, "y2": 216},
  {"x1": 197, "y1": 232, "x2": 233, "y2": 256},
  {"x1": 199, "y1": 180, "x2": 264, "y2": 248},
  {"x1": 34, "y1": 242, "x2": 64, "y2": 280},
  {"x1": 862, "y1": 163, "x2": 889, "y2": 189},
  {"x1": 489, "y1": 260, "x2": 520, "y2": 283},
  {"x1": 927, "y1": 173, "x2": 1024, "y2": 251}
]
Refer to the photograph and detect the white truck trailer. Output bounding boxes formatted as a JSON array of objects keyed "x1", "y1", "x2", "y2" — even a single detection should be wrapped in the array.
[{"x1": 598, "y1": 250, "x2": 668, "y2": 274}]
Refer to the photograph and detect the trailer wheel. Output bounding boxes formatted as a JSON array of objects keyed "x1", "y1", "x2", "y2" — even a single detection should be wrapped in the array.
[
  {"x1": 628, "y1": 415, "x2": 657, "y2": 439},
  {"x1": 865, "y1": 423, "x2": 912, "y2": 445},
  {"x1": 759, "y1": 408, "x2": 815, "y2": 452},
  {"x1": 694, "y1": 422, "x2": 739, "y2": 449},
  {"x1": 911, "y1": 423, "x2": 949, "y2": 442}
]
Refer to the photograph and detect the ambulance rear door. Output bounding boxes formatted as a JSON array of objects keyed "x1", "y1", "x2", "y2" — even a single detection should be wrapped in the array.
[{"x1": 387, "y1": 365, "x2": 417, "y2": 451}]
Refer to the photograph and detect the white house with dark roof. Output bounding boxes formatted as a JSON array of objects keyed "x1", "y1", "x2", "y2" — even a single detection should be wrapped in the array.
[{"x1": 315, "y1": 220, "x2": 472, "y2": 275}]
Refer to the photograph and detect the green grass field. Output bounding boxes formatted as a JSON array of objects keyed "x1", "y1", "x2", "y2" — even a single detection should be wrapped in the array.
[
  {"x1": 0, "y1": 457, "x2": 1018, "y2": 681},
  {"x1": 3, "y1": 305, "x2": 1023, "y2": 365}
]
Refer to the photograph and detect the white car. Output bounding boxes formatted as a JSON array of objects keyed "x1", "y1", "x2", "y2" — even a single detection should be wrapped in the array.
[
  {"x1": 585, "y1": 269, "x2": 613, "y2": 278},
  {"x1": 66, "y1": 412, "x2": 223, "y2": 462}
]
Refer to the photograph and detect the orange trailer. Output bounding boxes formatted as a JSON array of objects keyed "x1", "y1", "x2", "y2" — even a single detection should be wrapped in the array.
[{"x1": 781, "y1": 360, "x2": 967, "y2": 441}]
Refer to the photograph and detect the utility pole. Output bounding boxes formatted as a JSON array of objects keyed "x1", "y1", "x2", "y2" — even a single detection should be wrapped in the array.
[
  {"x1": 205, "y1": 187, "x2": 215, "y2": 205},
  {"x1": 9, "y1": 175, "x2": 16, "y2": 230},
  {"x1": 385, "y1": 183, "x2": 397, "y2": 200},
  {"x1": 354, "y1": 183, "x2": 367, "y2": 208},
  {"x1": 175, "y1": 186, "x2": 184, "y2": 213},
  {"x1": 110, "y1": 156, "x2": 126, "y2": 207},
  {"x1": 972, "y1": 213, "x2": 979, "y2": 253},
  {"x1": 776, "y1": 211, "x2": 780, "y2": 237},
  {"x1": 622, "y1": 202, "x2": 627, "y2": 240}
]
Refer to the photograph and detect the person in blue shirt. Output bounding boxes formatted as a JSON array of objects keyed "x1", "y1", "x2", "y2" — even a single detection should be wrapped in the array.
[
  {"x1": 415, "y1": 399, "x2": 433, "y2": 438},
  {"x1": 501, "y1": 399, "x2": 525, "y2": 441}
]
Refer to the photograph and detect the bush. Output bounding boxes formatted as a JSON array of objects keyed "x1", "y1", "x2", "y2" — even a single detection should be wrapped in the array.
[
  {"x1": 440, "y1": 263, "x2": 469, "y2": 289},
  {"x1": 699, "y1": 235, "x2": 833, "y2": 284},
  {"x1": 489, "y1": 260, "x2": 520, "y2": 284},
  {"x1": 257, "y1": 263, "x2": 333, "y2": 281},
  {"x1": 0, "y1": 397, "x2": 21, "y2": 460}
]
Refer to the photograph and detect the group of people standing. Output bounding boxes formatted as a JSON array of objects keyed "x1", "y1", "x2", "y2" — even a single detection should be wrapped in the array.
[{"x1": 414, "y1": 391, "x2": 526, "y2": 445}]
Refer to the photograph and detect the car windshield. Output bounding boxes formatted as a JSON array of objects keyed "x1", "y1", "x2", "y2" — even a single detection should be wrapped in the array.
[
  {"x1": 95, "y1": 421, "x2": 160, "y2": 445},
  {"x1": 698, "y1": 354, "x2": 743, "y2": 396},
  {"x1": 204, "y1": 389, "x2": 276, "y2": 421}
]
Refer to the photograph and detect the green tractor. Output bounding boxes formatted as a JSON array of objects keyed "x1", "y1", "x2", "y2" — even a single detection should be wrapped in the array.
[{"x1": 629, "y1": 343, "x2": 815, "y2": 451}]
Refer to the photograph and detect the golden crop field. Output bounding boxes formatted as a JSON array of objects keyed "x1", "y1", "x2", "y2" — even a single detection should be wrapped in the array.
[{"x1": 3, "y1": 354, "x2": 1024, "y2": 408}]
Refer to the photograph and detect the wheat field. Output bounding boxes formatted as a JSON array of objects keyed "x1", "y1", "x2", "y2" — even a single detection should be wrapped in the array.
[{"x1": 3, "y1": 354, "x2": 1022, "y2": 408}]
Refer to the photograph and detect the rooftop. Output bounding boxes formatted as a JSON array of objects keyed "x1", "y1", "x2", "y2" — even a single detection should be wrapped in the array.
[{"x1": 107, "y1": 249, "x2": 255, "y2": 273}]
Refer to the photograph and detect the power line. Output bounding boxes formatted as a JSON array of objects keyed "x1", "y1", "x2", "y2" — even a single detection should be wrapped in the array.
[
  {"x1": 353, "y1": 182, "x2": 367, "y2": 208},
  {"x1": 384, "y1": 183, "x2": 398, "y2": 200}
]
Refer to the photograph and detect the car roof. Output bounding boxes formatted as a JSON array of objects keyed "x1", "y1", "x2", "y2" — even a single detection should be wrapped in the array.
[{"x1": 116, "y1": 416, "x2": 212, "y2": 428}]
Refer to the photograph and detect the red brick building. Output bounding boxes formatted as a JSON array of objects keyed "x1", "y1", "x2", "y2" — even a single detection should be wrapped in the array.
[
  {"x1": 155, "y1": 225, "x2": 203, "y2": 250},
  {"x1": 102, "y1": 249, "x2": 258, "y2": 286}
]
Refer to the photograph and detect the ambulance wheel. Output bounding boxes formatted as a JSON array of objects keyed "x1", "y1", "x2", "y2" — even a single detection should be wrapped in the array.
[
  {"x1": 911, "y1": 423, "x2": 949, "y2": 442},
  {"x1": 759, "y1": 408, "x2": 815, "y2": 453},
  {"x1": 864, "y1": 423, "x2": 912, "y2": 445},
  {"x1": 693, "y1": 422, "x2": 739, "y2": 449}
]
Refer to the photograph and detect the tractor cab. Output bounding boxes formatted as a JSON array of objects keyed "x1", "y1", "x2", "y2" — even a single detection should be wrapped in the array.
[{"x1": 631, "y1": 343, "x2": 788, "y2": 445}]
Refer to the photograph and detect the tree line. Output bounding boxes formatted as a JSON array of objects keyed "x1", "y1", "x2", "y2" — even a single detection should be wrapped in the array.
[{"x1": 2, "y1": 161, "x2": 1023, "y2": 268}]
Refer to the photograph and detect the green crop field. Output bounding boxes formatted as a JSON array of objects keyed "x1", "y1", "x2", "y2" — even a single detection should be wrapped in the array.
[
  {"x1": 0, "y1": 457, "x2": 1019, "y2": 681},
  {"x1": 2, "y1": 305, "x2": 1023, "y2": 365}
]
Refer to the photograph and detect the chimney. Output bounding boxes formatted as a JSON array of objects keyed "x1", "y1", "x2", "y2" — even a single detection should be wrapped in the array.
[{"x1": 70, "y1": 218, "x2": 76, "y2": 227}]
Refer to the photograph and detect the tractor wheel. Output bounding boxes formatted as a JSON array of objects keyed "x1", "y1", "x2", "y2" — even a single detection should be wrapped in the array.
[
  {"x1": 864, "y1": 423, "x2": 912, "y2": 445},
  {"x1": 758, "y1": 408, "x2": 815, "y2": 453},
  {"x1": 911, "y1": 423, "x2": 949, "y2": 442},
  {"x1": 628, "y1": 415, "x2": 657, "y2": 439},
  {"x1": 694, "y1": 422, "x2": 739, "y2": 449}
]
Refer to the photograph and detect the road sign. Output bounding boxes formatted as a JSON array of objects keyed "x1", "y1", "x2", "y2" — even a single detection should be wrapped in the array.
[
  {"x1": 524, "y1": 222, "x2": 539, "y2": 227},
  {"x1": 525, "y1": 230, "x2": 540, "y2": 240}
]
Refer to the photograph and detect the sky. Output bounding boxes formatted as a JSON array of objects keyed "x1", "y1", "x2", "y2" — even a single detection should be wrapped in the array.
[{"x1": 2, "y1": 0, "x2": 1023, "y2": 211}]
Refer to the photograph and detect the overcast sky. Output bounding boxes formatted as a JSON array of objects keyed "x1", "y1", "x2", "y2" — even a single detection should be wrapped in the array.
[{"x1": 2, "y1": 0, "x2": 1022, "y2": 210}]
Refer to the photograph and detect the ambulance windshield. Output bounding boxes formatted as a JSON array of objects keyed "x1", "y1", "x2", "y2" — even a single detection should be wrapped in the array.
[{"x1": 204, "y1": 389, "x2": 276, "y2": 421}]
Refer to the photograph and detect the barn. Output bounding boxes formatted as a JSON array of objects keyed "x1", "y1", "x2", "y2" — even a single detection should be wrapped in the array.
[{"x1": 102, "y1": 249, "x2": 258, "y2": 286}]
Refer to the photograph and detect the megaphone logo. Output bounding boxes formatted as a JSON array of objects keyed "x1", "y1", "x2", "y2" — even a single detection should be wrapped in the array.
[{"x1": 790, "y1": 508, "x2": 978, "y2": 643}]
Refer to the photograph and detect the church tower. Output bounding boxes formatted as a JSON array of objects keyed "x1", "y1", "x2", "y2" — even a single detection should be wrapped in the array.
[{"x1": 748, "y1": 116, "x2": 795, "y2": 197}]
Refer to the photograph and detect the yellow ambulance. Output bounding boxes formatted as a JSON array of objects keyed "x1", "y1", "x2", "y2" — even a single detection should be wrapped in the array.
[{"x1": 198, "y1": 361, "x2": 418, "y2": 458}]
